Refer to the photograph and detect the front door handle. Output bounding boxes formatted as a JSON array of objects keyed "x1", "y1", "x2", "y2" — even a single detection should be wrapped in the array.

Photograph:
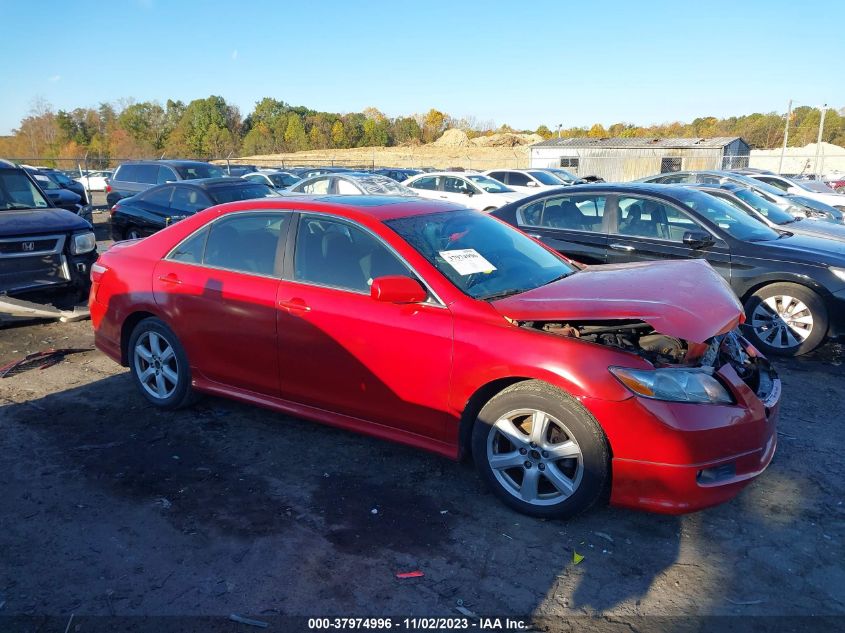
[
  {"x1": 278, "y1": 298, "x2": 311, "y2": 313},
  {"x1": 609, "y1": 243, "x2": 636, "y2": 252},
  {"x1": 157, "y1": 273, "x2": 182, "y2": 285},
  {"x1": 527, "y1": 233, "x2": 542, "y2": 239}
]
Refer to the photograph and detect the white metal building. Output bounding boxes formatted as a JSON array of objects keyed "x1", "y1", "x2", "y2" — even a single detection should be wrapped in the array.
[{"x1": 529, "y1": 137, "x2": 750, "y2": 182}]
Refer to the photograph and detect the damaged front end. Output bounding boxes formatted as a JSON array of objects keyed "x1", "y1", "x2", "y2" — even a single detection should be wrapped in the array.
[{"x1": 516, "y1": 319, "x2": 779, "y2": 407}]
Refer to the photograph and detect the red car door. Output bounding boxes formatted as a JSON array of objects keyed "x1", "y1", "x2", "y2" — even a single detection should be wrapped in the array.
[
  {"x1": 276, "y1": 214, "x2": 454, "y2": 441},
  {"x1": 152, "y1": 211, "x2": 291, "y2": 396}
]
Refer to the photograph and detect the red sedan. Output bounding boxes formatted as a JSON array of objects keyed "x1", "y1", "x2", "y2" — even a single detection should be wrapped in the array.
[{"x1": 90, "y1": 196, "x2": 779, "y2": 518}]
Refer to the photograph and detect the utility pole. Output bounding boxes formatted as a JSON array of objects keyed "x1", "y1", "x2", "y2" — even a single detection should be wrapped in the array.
[
  {"x1": 778, "y1": 99, "x2": 792, "y2": 174},
  {"x1": 557, "y1": 124, "x2": 562, "y2": 139},
  {"x1": 813, "y1": 104, "x2": 827, "y2": 179}
]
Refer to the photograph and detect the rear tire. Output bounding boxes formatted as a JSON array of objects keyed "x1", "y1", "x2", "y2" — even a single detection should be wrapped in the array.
[
  {"x1": 471, "y1": 380, "x2": 609, "y2": 519},
  {"x1": 128, "y1": 318, "x2": 196, "y2": 409},
  {"x1": 744, "y1": 282, "x2": 827, "y2": 356}
]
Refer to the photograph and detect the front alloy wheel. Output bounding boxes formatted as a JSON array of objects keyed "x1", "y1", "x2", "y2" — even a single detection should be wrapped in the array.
[
  {"x1": 472, "y1": 380, "x2": 609, "y2": 519},
  {"x1": 487, "y1": 409, "x2": 583, "y2": 506}
]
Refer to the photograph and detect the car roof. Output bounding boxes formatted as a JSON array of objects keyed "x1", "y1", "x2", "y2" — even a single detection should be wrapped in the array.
[
  {"x1": 408, "y1": 171, "x2": 478, "y2": 178},
  {"x1": 170, "y1": 177, "x2": 255, "y2": 189},
  {"x1": 119, "y1": 159, "x2": 218, "y2": 167},
  {"x1": 213, "y1": 195, "x2": 463, "y2": 222}
]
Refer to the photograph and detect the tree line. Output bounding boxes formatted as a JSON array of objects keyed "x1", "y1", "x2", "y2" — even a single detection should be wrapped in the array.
[{"x1": 1, "y1": 95, "x2": 843, "y2": 165}]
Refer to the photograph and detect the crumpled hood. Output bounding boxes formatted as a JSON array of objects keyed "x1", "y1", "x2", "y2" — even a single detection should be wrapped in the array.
[{"x1": 491, "y1": 259, "x2": 743, "y2": 343}]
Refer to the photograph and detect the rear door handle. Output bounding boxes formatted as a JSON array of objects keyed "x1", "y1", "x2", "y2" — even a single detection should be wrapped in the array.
[
  {"x1": 609, "y1": 243, "x2": 636, "y2": 252},
  {"x1": 278, "y1": 298, "x2": 311, "y2": 313},
  {"x1": 527, "y1": 233, "x2": 542, "y2": 239},
  {"x1": 157, "y1": 273, "x2": 182, "y2": 285}
]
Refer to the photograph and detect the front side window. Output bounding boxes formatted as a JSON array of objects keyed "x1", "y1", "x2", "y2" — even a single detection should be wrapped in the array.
[
  {"x1": 336, "y1": 178, "x2": 362, "y2": 195},
  {"x1": 615, "y1": 197, "x2": 697, "y2": 241},
  {"x1": 756, "y1": 176, "x2": 790, "y2": 192},
  {"x1": 33, "y1": 174, "x2": 60, "y2": 190},
  {"x1": 444, "y1": 177, "x2": 474, "y2": 194},
  {"x1": 203, "y1": 213, "x2": 288, "y2": 275},
  {"x1": 294, "y1": 215, "x2": 411, "y2": 293},
  {"x1": 269, "y1": 173, "x2": 298, "y2": 188},
  {"x1": 0, "y1": 169, "x2": 50, "y2": 209},
  {"x1": 387, "y1": 209, "x2": 574, "y2": 300},
  {"x1": 507, "y1": 172, "x2": 531, "y2": 187},
  {"x1": 518, "y1": 195, "x2": 606, "y2": 232},
  {"x1": 299, "y1": 177, "x2": 331, "y2": 194},
  {"x1": 157, "y1": 166, "x2": 177, "y2": 184},
  {"x1": 173, "y1": 163, "x2": 225, "y2": 180}
]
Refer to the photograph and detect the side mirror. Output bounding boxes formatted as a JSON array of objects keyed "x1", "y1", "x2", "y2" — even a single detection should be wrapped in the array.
[
  {"x1": 370, "y1": 275, "x2": 427, "y2": 304},
  {"x1": 464, "y1": 189, "x2": 474, "y2": 196},
  {"x1": 682, "y1": 230, "x2": 715, "y2": 249}
]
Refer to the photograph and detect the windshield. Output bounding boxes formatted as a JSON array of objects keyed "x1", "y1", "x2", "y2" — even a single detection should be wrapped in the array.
[
  {"x1": 0, "y1": 169, "x2": 51, "y2": 209},
  {"x1": 466, "y1": 174, "x2": 513, "y2": 194},
  {"x1": 547, "y1": 169, "x2": 578, "y2": 182},
  {"x1": 174, "y1": 163, "x2": 226, "y2": 179},
  {"x1": 269, "y1": 173, "x2": 300, "y2": 188},
  {"x1": 731, "y1": 188, "x2": 796, "y2": 225},
  {"x1": 528, "y1": 171, "x2": 564, "y2": 185},
  {"x1": 209, "y1": 184, "x2": 280, "y2": 204},
  {"x1": 671, "y1": 188, "x2": 781, "y2": 242},
  {"x1": 386, "y1": 209, "x2": 575, "y2": 300}
]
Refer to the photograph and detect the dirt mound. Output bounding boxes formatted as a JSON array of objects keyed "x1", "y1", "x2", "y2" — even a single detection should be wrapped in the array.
[
  {"x1": 471, "y1": 132, "x2": 544, "y2": 147},
  {"x1": 432, "y1": 128, "x2": 470, "y2": 147}
]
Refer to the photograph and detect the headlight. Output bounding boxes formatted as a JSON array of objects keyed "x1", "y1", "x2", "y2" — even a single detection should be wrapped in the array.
[
  {"x1": 70, "y1": 231, "x2": 96, "y2": 255},
  {"x1": 609, "y1": 367, "x2": 733, "y2": 404},
  {"x1": 830, "y1": 266, "x2": 845, "y2": 283}
]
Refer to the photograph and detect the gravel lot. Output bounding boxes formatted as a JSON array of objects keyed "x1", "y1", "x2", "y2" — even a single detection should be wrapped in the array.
[{"x1": 1, "y1": 211, "x2": 843, "y2": 631}]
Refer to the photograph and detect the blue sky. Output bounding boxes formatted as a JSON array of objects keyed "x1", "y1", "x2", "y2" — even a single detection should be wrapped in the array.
[{"x1": 0, "y1": 0, "x2": 842, "y2": 135}]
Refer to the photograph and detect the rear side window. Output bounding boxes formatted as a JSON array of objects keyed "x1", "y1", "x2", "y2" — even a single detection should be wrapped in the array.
[
  {"x1": 169, "y1": 227, "x2": 209, "y2": 264},
  {"x1": 115, "y1": 164, "x2": 140, "y2": 183},
  {"x1": 171, "y1": 187, "x2": 211, "y2": 214},
  {"x1": 409, "y1": 176, "x2": 439, "y2": 190},
  {"x1": 141, "y1": 186, "x2": 174, "y2": 206},
  {"x1": 518, "y1": 194, "x2": 606, "y2": 232},
  {"x1": 134, "y1": 164, "x2": 159, "y2": 184},
  {"x1": 203, "y1": 213, "x2": 289, "y2": 276},
  {"x1": 299, "y1": 177, "x2": 330, "y2": 194}
]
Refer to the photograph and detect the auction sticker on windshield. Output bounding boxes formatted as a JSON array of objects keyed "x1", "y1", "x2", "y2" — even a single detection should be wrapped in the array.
[{"x1": 439, "y1": 249, "x2": 497, "y2": 275}]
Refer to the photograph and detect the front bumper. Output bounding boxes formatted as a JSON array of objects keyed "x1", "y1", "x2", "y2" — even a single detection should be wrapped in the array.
[{"x1": 584, "y1": 364, "x2": 779, "y2": 514}]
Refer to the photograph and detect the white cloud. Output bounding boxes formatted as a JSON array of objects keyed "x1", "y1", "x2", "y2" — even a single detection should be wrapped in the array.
[
  {"x1": 231, "y1": 49, "x2": 238, "y2": 61},
  {"x1": 48, "y1": 75, "x2": 61, "y2": 83}
]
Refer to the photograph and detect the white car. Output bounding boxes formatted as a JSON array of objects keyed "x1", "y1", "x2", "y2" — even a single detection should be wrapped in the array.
[
  {"x1": 75, "y1": 170, "x2": 113, "y2": 192},
  {"x1": 243, "y1": 170, "x2": 301, "y2": 192},
  {"x1": 741, "y1": 172, "x2": 845, "y2": 211},
  {"x1": 403, "y1": 172, "x2": 525, "y2": 211},
  {"x1": 483, "y1": 169, "x2": 569, "y2": 194}
]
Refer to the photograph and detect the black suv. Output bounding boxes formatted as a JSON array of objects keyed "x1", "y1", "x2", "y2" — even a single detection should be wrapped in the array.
[
  {"x1": 105, "y1": 160, "x2": 226, "y2": 206},
  {"x1": 0, "y1": 163, "x2": 97, "y2": 303}
]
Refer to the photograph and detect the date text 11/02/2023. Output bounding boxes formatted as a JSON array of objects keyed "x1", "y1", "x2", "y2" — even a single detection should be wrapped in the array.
[{"x1": 307, "y1": 617, "x2": 530, "y2": 630}]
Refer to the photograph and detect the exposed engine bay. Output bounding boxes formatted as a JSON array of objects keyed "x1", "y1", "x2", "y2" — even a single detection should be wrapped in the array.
[{"x1": 518, "y1": 319, "x2": 779, "y2": 403}]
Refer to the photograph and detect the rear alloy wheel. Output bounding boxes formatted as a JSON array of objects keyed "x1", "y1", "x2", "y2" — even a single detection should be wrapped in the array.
[
  {"x1": 128, "y1": 318, "x2": 195, "y2": 409},
  {"x1": 745, "y1": 282, "x2": 828, "y2": 356},
  {"x1": 126, "y1": 227, "x2": 142, "y2": 240},
  {"x1": 472, "y1": 380, "x2": 609, "y2": 519}
]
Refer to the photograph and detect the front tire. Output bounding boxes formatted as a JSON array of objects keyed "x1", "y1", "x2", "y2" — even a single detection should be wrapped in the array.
[
  {"x1": 744, "y1": 282, "x2": 828, "y2": 356},
  {"x1": 471, "y1": 380, "x2": 609, "y2": 519},
  {"x1": 128, "y1": 318, "x2": 195, "y2": 409}
]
